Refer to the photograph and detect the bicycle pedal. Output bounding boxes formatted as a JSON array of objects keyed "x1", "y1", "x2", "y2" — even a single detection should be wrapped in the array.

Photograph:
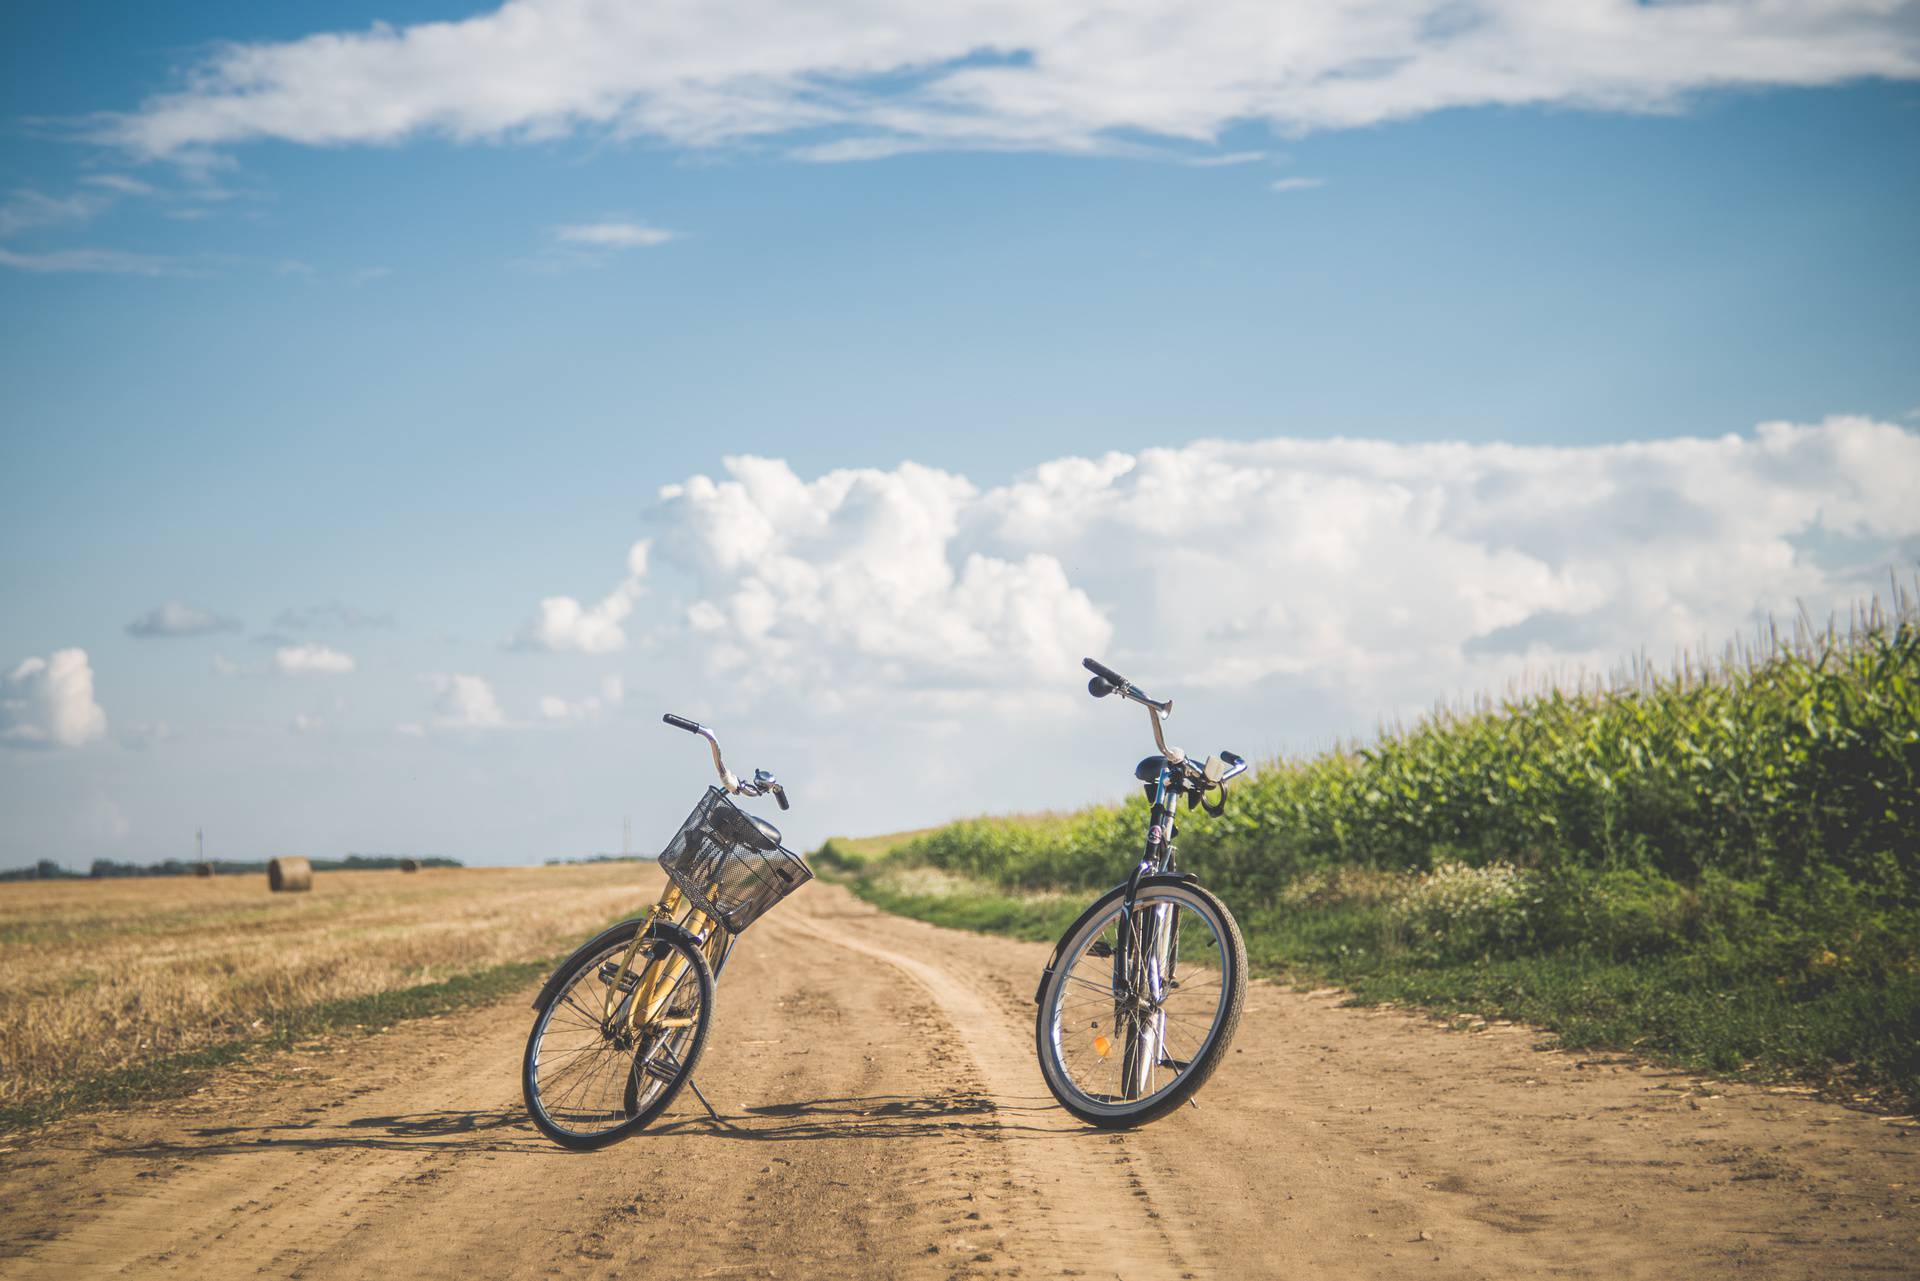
[{"x1": 597, "y1": 962, "x2": 641, "y2": 993}]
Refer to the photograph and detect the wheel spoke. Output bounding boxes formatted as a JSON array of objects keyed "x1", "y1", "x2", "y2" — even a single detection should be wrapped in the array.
[
  {"x1": 1040, "y1": 885, "x2": 1241, "y2": 1123},
  {"x1": 526, "y1": 933, "x2": 713, "y2": 1143}
]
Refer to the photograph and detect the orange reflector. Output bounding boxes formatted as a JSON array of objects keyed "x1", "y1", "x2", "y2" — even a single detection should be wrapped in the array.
[{"x1": 1094, "y1": 1035, "x2": 1112, "y2": 1058}]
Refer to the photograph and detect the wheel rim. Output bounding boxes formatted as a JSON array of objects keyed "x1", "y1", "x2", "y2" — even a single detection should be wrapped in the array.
[
  {"x1": 528, "y1": 937, "x2": 706, "y2": 1139},
  {"x1": 1042, "y1": 885, "x2": 1232, "y2": 1120}
]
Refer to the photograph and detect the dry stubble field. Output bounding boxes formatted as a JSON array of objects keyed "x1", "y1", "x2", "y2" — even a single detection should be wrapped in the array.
[{"x1": 0, "y1": 864, "x2": 649, "y2": 1123}]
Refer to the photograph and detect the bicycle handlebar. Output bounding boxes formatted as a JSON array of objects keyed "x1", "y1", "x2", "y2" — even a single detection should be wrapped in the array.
[
  {"x1": 1081, "y1": 658, "x2": 1250, "y2": 789},
  {"x1": 661, "y1": 713, "x2": 788, "y2": 808},
  {"x1": 1082, "y1": 657, "x2": 1180, "y2": 760}
]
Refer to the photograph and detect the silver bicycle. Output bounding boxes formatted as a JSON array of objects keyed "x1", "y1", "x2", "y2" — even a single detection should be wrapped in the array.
[{"x1": 1033, "y1": 658, "x2": 1251, "y2": 1127}]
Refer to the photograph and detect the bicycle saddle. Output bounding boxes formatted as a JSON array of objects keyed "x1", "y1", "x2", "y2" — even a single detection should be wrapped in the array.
[{"x1": 710, "y1": 804, "x2": 782, "y2": 852}]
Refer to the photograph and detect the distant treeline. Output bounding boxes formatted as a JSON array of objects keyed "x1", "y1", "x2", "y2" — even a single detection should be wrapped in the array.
[
  {"x1": 1, "y1": 854, "x2": 463, "y2": 881},
  {"x1": 544, "y1": 853, "x2": 651, "y2": 866}
]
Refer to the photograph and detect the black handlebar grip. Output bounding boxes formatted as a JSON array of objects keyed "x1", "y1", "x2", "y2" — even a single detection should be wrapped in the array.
[
  {"x1": 1082, "y1": 657, "x2": 1126, "y2": 686},
  {"x1": 774, "y1": 787, "x2": 790, "y2": 811},
  {"x1": 662, "y1": 714, "x2": 700, "y2": 732}
]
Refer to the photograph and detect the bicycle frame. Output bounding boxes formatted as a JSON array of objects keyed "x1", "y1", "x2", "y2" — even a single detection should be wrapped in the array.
[{"x1": 600, "y1": 879, "x2": 734, "y2": 1035}]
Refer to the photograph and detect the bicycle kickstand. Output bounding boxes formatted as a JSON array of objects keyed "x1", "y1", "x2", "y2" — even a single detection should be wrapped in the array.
[{"x1": 684, "y1": 1075, "x2": 729, "y2": 1129}]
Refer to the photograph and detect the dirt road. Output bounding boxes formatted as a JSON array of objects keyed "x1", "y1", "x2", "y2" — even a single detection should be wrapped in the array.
[{"x1": 2, "y1": 878, "x2": 1914, "y2": 1279}]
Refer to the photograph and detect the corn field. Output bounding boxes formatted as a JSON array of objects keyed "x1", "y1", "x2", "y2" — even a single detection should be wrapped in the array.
[
  {"x1": 896, "y1": 585, "x2": 1920, "y2": 906},
  {"x1": 858, "y1": 584, "x2": 1920, "y2": 1102}
]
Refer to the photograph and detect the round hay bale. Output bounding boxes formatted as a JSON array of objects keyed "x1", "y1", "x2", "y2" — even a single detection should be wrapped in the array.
[
  {"x1": 399, "y1": 858, "x2": 421, "y2": 873},
  {"x1": 268, "y1": 856, "x2": 313, "y2": 893},
  {"x1": 193, "y1": 862, "x2": 214, "y2": 878}
]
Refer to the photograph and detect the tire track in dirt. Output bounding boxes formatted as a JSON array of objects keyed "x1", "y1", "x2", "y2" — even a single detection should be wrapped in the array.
[
  {"x1": 2, "y1": 876, "x2": 1915, "y2": 1280},
  {"x1": 784, "y1": 900, "x2": 1206, "y2": 1279}
]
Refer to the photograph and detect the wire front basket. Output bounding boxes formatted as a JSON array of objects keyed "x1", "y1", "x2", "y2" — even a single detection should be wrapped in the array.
[{"x1": 656, "y1": 787, "x2": 813, "y2": 933}]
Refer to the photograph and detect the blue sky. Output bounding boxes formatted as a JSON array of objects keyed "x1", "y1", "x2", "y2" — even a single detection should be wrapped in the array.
[{"x1": 3, "y1": 2, "x2": 1918, "y2": 868}]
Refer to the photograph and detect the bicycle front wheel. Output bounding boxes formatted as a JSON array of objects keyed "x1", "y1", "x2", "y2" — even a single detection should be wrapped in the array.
[
  {"x1": 1035, "y1": 879, "x2": 1246, "y2": 1128},
  {"x1": 522, "y1": 923, "x2": 714, "y2": 1150}
]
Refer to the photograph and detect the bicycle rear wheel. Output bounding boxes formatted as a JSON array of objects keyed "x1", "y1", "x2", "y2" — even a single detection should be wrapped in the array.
[
  {"x1": 1035, "y1": 879, "x2": 1245, "y2": 1128},
  {"x1": 522, "y1": 923, "x2": 714, "y2": 1150}
]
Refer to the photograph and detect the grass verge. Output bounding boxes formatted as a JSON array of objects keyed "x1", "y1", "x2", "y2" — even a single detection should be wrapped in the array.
[{"x1": 829, "y1": 857, "x2": 1919, "y2": 1112}]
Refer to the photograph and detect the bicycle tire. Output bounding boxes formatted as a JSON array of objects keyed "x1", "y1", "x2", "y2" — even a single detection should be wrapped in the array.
[
  {"x1": 522, "y1": 921, "x2": 714, "y2": 1150},
  {"x1": 1035, "y1": 879, "x2": 1246, "y2": 1128}
]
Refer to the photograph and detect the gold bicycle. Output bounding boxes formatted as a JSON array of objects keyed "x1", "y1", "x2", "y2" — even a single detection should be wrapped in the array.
[{"x1": 521, "y1": 714, "x2": 811, "y2": 1149}]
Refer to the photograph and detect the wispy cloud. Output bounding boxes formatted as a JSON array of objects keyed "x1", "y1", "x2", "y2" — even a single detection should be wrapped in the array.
[
  {"x1": 540, "y1": 675, "x2": 626, "y2": 723},
  {"x1": 127, "y1": 601, "x2": 241, "y2": 638},
  {"x1": 0, "y1": 246, "x2": 183, "y2": 276},
  {"x1": 1187, "y1": 151, "x2": 1270, "y2": 168},
  {"x1": 0, "y1": 189, "x2": 103, "y2": 238},
  {"x1": 93, "y1": 2, "x2": 1920, "y2": 163},
  {"x1": 1269, "y1": 176, "x2": 1326, "y2": 193},
  {"x1": 526, "y1": 220, "x2": 678, "y2": 271},
  {"x1": 275, "y1": 601, "x2": 394, "y2": 631},
  {"x1": 81, "y1": 174, "x2": 154, "y2": 196},
  {"x1": 552, "y1": 220, "x2": 676, "y2": 249},
  {"x1": 0, "y1": 181, "x2": 178, "y2": 275}
]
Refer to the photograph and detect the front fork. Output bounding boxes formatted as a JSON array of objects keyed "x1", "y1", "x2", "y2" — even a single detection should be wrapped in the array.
[
  {"x1": 1117, "y1": 788, "x2": 1180, "y2": 1098},
  {"x1": 1117, "y1": 902, "x2": 1176, "y2": 1097}
]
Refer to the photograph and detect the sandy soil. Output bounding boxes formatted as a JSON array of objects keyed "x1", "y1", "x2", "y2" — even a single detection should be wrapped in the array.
[{"x1": 1, "y1": 878, "x2": 1914, "y2": 1280}]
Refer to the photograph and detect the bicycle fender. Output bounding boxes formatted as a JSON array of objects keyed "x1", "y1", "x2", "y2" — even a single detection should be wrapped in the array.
[
  {"x1": 532, "y1": 918, "x2": 714, "y2": 1011},
  {"x1": 533, "y1": 918, "x2": 646, "y2": 1010},
  {"x1": 1032, "y1": 872, "x2": 1203, "y2": 1005},
  {"x1": 645, "y1": 920, "x2": 708, "y2": 955},
  {"x1": 533, "y1": 921, "x2": 645, "y2": 1014}
]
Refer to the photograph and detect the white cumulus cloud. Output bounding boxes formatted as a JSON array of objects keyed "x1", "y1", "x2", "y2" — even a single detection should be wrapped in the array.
[
  {"x1": 540, "y1": 675, "x2": 627, "y2": 722},
  {"x1": 624, "y1": 417, "x2": 1920, "y2": 724},
  {"x1": 273, "y1": 644, "x2": 356, "y2": 675},
  {"x1": 102, "y1": 2, "x2": 1920, "y2": 162},
  {"x1": 517, "y1": 541, "x2": 650, "y2": 654},
  {"x1": 649, "y1": 456, "x2": 1112, "y2": 705},
  {"x1": 214, "y1": 643, "x2": 357, "y2": 676},
  {"x1": 2, "y1": 649, "x2": 108, "y2": 749},
  {"x1": 424, "y1": 673, "x2": 507, "y2": 730}
]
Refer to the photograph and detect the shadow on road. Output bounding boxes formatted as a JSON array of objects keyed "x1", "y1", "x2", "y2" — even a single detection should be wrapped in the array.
[
  {"x1": 119, "y1": 1108, "x2": 549, "y2": 1157},
  {"x1": 111, "y1": 1088, "x2": 1072, "y2": 1159},
  {"x1": 647, "y1": 1089, "x2": 1071, "y2": 1141}
]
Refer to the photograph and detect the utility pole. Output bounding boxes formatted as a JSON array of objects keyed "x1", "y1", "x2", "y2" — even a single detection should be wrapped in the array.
[
  {"x1": 622, "y1": 815, "x2": 631, "y2": 857},
  {"x1": 197, "y1": 827, "x2": 204, "y2": 861}
]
